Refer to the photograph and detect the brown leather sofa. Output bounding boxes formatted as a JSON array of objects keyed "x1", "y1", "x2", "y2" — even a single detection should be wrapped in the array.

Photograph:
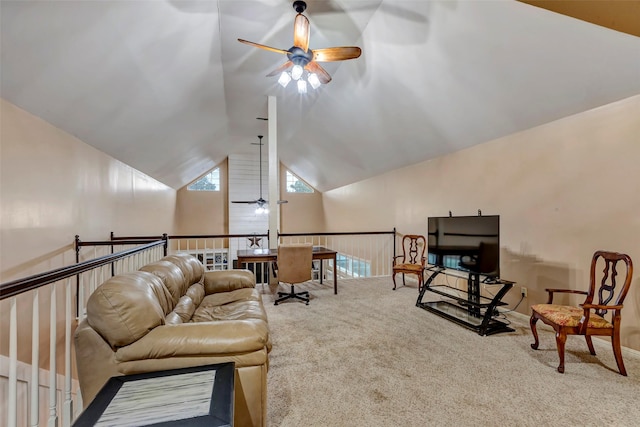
[{"x1": 74, "y1": 253, "x2": 271, "y2": 426}]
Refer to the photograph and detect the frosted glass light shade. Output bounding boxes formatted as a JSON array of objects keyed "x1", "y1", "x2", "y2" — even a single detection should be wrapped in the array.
[
  {"x1": 308, "y1": 73, "x2": 321, "y2": 89},
  {"x1": 297, "y1": 79, "x2": 307, "y2": 94},
  {"x1": 278, "y1": 72, "x2": 291, "y2": 88},
  {"x1": 291, "y1": 65, "x2": 303, "y2": 80}
]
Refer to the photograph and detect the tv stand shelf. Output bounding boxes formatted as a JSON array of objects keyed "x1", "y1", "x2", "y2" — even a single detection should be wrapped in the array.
[{"x1": 416, "y1": 267, "x2": 515, "y2": 336}]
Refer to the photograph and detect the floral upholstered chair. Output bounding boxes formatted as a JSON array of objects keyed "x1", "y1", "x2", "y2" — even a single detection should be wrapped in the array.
[{"x1": 530, "y1": 250, "x2": 633, "y2": 375}]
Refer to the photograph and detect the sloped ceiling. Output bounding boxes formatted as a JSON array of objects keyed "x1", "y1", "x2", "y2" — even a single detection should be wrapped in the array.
[{"x1": 2, "y1": 1, "x2": 639, "y2": 192}]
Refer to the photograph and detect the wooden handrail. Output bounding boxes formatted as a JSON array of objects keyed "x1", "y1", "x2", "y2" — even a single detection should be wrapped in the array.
[
  {"x1": 111, "y1": 233, "x2": 269, "y2": 240},
  {"x1": 279, "y1": 230, "x2": 396, "y2": 237},
  {"x1": 0, "y1": 240, "x2": 165, "y2": 300},
  {"x1": 110, "y1": 231, "x2": 396, "y2": 239}
]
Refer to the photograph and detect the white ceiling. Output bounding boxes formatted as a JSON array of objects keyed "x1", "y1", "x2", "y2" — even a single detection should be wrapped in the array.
[{"x1": 2, "y1": 1, "x2": 639, "y2": 192}]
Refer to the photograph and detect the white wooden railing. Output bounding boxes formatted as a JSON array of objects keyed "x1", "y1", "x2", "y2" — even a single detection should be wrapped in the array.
[
  {"x1": 0, "y1": 239, "x2": 166, "y2": 427},
  {"x1": 115, "y1": 230, "x2": 397, "y2": 285}
]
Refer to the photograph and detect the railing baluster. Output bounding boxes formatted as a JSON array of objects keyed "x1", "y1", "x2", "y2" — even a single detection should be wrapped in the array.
[
  {"x1": 64, "y1": 279, "x2": 73, "y2": 427},
  {"x1": 78, "y1": 273, "x2": 85, "y2": 322},
  {"x1": 48, "y1": 285, "x2": 58, "y2": 427},
  {"x1": 31, "y1": 291, "x2": 40, "y2": 427},
  {"x1": 8, "y1": 297, "x2": 18, "y2": 427}
]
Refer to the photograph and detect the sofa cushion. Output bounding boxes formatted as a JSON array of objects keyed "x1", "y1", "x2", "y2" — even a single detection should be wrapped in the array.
[
  {"x1": 186, "y1": 283, "x2": 205, "y2": 306},
  {"x1": 203, "y1": 269, "x2": 256, "y2": 294},
  {"x1": 86, "y1": 271, "x2": 168, "y2": 349},
  {"x1": 140, "y1": 260, "x2": 188, "y2": 309},
  {"x1": 172, "y1": 295, "x2": 198, "y2": 323},
  {"x1": 192, "y1": 288, "x2": 268, "y2": 323},
  {"x1": 162, "y1": 253, "x2": 204, "y2": 285}
]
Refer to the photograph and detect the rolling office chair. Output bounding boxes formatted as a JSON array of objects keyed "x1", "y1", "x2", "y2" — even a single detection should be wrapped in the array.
[{"x1": 275, "y1": 243, "x2": 313, "y2": 305}]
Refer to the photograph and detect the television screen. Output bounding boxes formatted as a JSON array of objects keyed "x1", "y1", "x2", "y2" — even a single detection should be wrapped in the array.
[{"x1": 427, "y1": 215, "x2": 500, "y2": 278}]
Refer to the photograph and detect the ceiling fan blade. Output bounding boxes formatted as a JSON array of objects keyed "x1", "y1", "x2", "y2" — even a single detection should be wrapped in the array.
[
  {"x1": 237, "y1": 39, "x2": 288, "y2": 55},
  {"x1": 232, "y1": 200, "x2": 258, "y2": 204},
  {"x1": 293, "y1": 13, "x2": 310, "y2": 52},
  {"x1": 277, "y1": 200, "x2": 289, "y2": 204},
  {"x1": 305, "y1": 61, "x2": 331, "y2": 84},
  {"x1": 313, "y1": 47, "x2": 362, "y2": 62},
  {"x1": 266, "y1": 60, "x2": 293, "y2": 77}
]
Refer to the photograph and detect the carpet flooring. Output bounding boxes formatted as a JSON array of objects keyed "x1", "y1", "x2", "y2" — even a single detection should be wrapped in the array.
[{"x1": 260, "y1": 276, "x2": 640, "y2": 427}]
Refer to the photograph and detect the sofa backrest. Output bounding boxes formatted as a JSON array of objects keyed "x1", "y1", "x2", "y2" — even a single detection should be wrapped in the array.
[
  {"x1": 139, "y1": 260, "x2": 187, "y2": 308},
  {"x1": 161, "y1": 253, "x2": 204, "y2": 285},
  {"x1": 86, "y1": 271, "x2": 172, "y2": 349}
]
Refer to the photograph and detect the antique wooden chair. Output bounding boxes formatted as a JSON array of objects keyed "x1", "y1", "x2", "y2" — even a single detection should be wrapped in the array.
[
  {"x1": 392, "y1": 234, "x2": 427, "y2": 291},
  {"x1": 530, "y1": 250, "x2": 633, "y2": 375}
]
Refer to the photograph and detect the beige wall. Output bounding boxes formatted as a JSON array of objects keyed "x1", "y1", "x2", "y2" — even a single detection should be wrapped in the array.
[
  {"x1": 174, "y1": 159, "x2": 228, "y2": 235},
  {"x1": 322, "y1": 95, "x2": 640, "y2": 350},
  {"x1": 279, "y1": 165, "x2": 325, "y2": 233},
  {"x1": 173, "y1": 162, "x2": 326, "y2": 235},
  {"x1": 1, "y1": 99, "x2": 177, "y2": 281},
  {"x1": 1, "y1": 99, "x2": 177, "y2": 365}
]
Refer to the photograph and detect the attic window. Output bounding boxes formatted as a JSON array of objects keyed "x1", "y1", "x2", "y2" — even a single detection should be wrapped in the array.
[
  {"x1": 286, "y1": 171, "x2": 313, "y2": 193},
  {"x1": 188, "y1": 168, "x2": 220, "y2": 191}
]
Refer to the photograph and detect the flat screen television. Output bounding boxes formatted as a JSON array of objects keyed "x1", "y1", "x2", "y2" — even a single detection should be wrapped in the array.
[{"x1": 427, "y1": 215, "x2": 500, "y2": 278}]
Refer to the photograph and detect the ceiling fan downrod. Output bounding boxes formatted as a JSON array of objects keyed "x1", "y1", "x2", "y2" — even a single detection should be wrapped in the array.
[
  {"x1": 293, "y1": 1, "x2": 307, "y2": 14},
  {"x1": 257, "y1": 135, "x2": 264, "y2": 201}
]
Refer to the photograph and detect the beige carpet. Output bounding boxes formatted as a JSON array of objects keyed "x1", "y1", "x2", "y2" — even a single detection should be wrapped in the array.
[{"x1": 259, "y1": 276, "x2": 640, "y2": 427}]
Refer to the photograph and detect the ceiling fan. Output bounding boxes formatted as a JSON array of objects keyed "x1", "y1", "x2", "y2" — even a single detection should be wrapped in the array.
[
  {"x1": 231, "y1": 136, "x2": 287, "y2": 213},
  {"x1": 238, "y1": 0, "x2": 361, "y2": 89}
]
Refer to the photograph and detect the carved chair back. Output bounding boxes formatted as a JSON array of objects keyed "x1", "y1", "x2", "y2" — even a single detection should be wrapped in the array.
[
  {"x1": 586, "y1": 250, "x2": 633, "y2": 319},
  {"x1": 398, "y1": 235, "x2": 427, "y2": 266}
]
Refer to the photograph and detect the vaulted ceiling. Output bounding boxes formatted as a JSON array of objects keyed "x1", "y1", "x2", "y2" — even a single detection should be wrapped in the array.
[{"x1": 2, "y1": 1, "x2": 639, "y2": 192}]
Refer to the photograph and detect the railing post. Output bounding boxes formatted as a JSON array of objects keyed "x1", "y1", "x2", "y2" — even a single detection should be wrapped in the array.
[
  {"x1": 75, "y1": 235, "x2": 81, "y2": 318},
  {"x1": 163, "y1": 233, "x2": 168, "y2": 256},
  {"x1": 110, "y1": 237, "x2": 115, "y2": 277},
  {"x1": 393, "y1": 227, "x2": 397, "y2": 260}
]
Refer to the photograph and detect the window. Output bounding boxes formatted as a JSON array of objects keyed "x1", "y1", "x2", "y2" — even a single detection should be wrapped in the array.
[
  {"x1": 336, "y1": 253, "x2": 371, "y2": 277},
  {"x1": 286, "y1": 170, "x2": 313, "y2": 193},
  {"x1": 188, "y1": 168, "x2": 220, "y2": 191}
]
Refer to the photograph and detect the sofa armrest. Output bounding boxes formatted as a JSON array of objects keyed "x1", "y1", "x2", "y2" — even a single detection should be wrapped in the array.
[
  {"x1": 203, "y1": 269, "x2": 256, "y2": 294},
  {"x1": 115, "y1": 319, "x2": 269, "y2": 362}
]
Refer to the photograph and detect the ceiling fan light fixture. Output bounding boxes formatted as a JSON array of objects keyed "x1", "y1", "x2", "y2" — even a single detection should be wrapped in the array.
[
  {"x1": 291, "y1": 64, "x2": 304, "y2": 80},
  {"x1": 297, "y1": 79, "x2": 308, "y2": 94},
  {"x1": 278, "y1": 71, "x2": 292, "y2": 87},
  {"x1": 308, "y1": 72, "x2": 321, "y2": 89},
  {"x1": 238, "y1": 1, "x2": 361, "y2": 93}
]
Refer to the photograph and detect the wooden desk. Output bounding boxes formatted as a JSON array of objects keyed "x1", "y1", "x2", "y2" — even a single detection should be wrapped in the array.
[{"x1": 237, "y1": 246, "x2": 338, "y2": 294}]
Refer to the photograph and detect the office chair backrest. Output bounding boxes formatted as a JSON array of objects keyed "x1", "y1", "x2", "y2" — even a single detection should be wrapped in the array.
[{"x1": 278, "y1": 244, "x2": 313, "y2": 284}]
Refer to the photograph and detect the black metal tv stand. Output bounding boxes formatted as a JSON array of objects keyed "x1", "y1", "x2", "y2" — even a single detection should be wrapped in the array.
[{"x1": 416, "y1": 266, "x2": 515, "y2": 336}]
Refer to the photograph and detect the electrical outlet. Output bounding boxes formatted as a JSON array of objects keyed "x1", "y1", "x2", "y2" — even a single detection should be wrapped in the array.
[{"x1": 521, "y1": 287, "x2": 528, "y2": 298}]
